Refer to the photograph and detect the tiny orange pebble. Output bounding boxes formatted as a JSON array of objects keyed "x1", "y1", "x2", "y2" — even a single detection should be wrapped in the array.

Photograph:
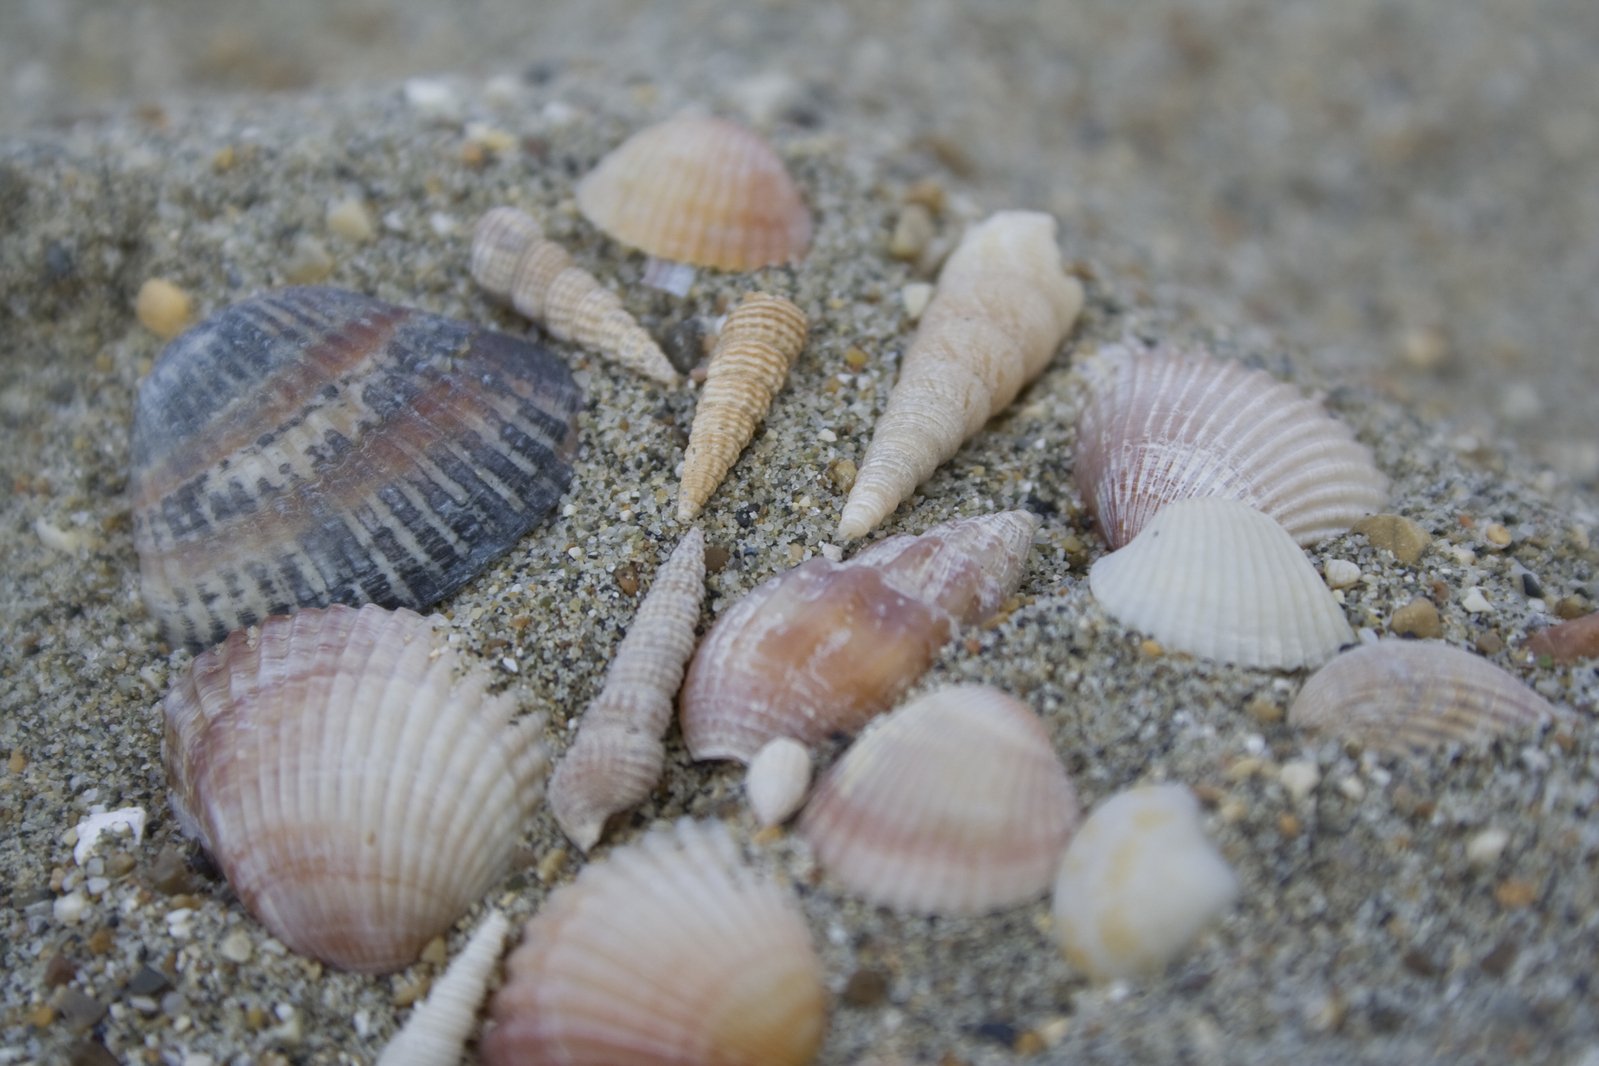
[{"x1": 135, "y1": 278, "x2": 193, "y2": 340}]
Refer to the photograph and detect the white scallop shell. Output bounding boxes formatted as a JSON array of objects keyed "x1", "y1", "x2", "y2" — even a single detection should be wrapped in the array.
[
  {"x1": 1289, "y1": 640, "x2": 1560, "y2": 753},
  {"x1": 799, "y1": 685, "x2": 1079, "y2": 916},
  {"x1": 745, "y1": 738, "x2": 813, "y2": 827},
  {"x1": 1075, "y1": 344, "x2": 1387, "y2": 549},
  {"x1": 378, "y1": 909, "x2": 511, "y2": 1066},
  {"x1": 483, "y1": 819, "x2": 827, "y2": 1066},
  {"x1": 1050, "y1": 785, "x2": 1238, "y2": 981},
  {"x1": 162, "y1": 604, "x2": 548, "y2": 973},
  {"x1": 1088, "y1": 496, "x2": 1353, "y2": 669}
]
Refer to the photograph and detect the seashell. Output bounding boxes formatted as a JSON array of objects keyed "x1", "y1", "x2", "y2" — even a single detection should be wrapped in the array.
[
  {"x1": 745, "y1": 737, "x2": 813, "y2": 828},
  {"x1": 799, "y1": 685, "x2": 1079, "y2": 915},
  {"x1": 681, "y1": 510, "x2": 1039, "y2": 763},
  {"x1": 576, "y1": 114, "x2": 812, "y2": 271},
  {"x1": 1088, "y1": 496, "x2": 1353, "y2": 669},
  {"x1": 837, "y1": 212, "x2": 1083, "y2": 541},
  {"x1": 378, "y1": 909, "x2": 511, "y2": 1066},
  {"x1": 677, "y1": 292, "x2": 808, "y2": 521},
  {"x1": 471, "y1": 207, "x2": 679, "y2": 386},
  {"x1": 1074, "y1": 344, "x2": 1387, "y2": 549},
  {"x1": 1288, "y1": 640, "x2": 1559, "y2": 753},
  {"x1": 483, "y1": 818, "x2": 827, "y2": 1066},
  {"x1": 132, "y1": 286, "x2": 581, "y2": 649},
  {"x1": 1050, "y1": 785, "x2": 1238, "y2": 981},
  {"x1": 1522, "y1": 611, "x2": 1599, "y2": 665},
  {"x1": 547, "y1": 527, "x2": 707, "y2": 851},
  {"x1": 162, "y1": 603, "x2": 548, "y2": 973}
]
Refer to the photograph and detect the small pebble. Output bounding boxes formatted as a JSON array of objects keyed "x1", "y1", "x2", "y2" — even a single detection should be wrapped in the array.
[
  {"x1": 1323, "y1": 559, "x2": 1361, "y2": 589},
  {"x1": 219, "y1": 929, "x2": 254, "y2": 964},
  {"x1": 889, "y1": 203, "x2": 936, "y2": 261},
  {"x1": 1467, "y1": 827, "x2": 1511, "y2": 866},
  {"x1": 841, "y1": 968, "x2": 890, "y2": 1007},
  {"x1": 283, "y1": 234, "x2": 334, "y2": 284},
  {"x1": 1398, "y1": 324, "x2": 1450, "y2": 371},
  {"x1": 1389, "y1": 598, "x2": 1442, "y2": 639},
  {"x1": 53, "y1": 891, "x2": 89, "y2": 925},
  {"x1": 1279, "y1": 760, "x2": 1321, "y2": 801},
  {"x1": 1461, "y1": 587, "x2": 1493, "y2": 614},
  {"x1": 325, "y1": 198, "x2": 376, "y2": 242},
  {"x1": 1353, "y1": 514, "x2": 1431, "y2": 565},
  {"x1": 419, "y1": 935, "x2": 448, "y2": 966},
  {"x1": 1484, "y1": 523, "x2": 1513, "y2": 548},
  {"x1": 135, "y1": 278, "x2": 194, "y2": 340},
  {"x1": 1493, "y1": 878, "x2": 1538, "y2": 909},
  {"x1": 901, "y1": 282, "x2": 934, "y2": 320}
]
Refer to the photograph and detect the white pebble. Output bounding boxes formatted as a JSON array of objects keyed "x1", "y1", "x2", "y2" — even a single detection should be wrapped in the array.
[
  {"x1": 901, "y1": 282, "x2": 934, "y2": 320},
  {"x1": 325, "y1": 198, "x2": 376, "y2": 242},
  {"x1": 1322, "y1": 559, "x2": 1361, "y2": 589},
  {"x1": 745, "y1": 738, "x2": 813, "y2": 827},
  {"x1": 1461, "y1": 587, "x2": 1493, "y2": 613},
  {"x1": 73, "y1": 806, "x2": 147, "y2": 864},
  {"x1": 219, "y1": 928, "x2": 254, "y2": 964},
  {"x1": 54, "y1": 891, "x2": 90, "y2": 925},
  {"x1": 1279, "y1": 760, "x2": 1321, "y2": 801},
  {"x1": 1050, "y1": 785, "x2": 1238, "y2": 981},
  {"x1": 403, "y1": 77, "x2": 463, "y2": 121},
  {"x1": 1466, "y1": 826, "x2": 1511, "y2": 867}
]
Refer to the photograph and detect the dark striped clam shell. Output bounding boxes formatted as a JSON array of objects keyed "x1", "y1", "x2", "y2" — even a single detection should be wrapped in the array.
[{"x1": 132, "y1": 287, "x2": 581, "y2": 648}]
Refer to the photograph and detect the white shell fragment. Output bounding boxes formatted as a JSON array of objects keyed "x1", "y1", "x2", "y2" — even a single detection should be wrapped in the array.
[
  {"x1": 799, "y1": 685, "x2": 1079, "y2": 916},
  {"x1": 378, "y1": 909, "x2": 512, "y2": 1066},
  {"x1": 162, "y1": 604, "x2": 548, "y2": 973},
  {"x1": 1289, "y1": 640, "x2": 1559, "y2": 753},
  {"x1": 745, "y1": 737, "x2": 813, "y2": 827},
  {"x1": 1088, "y1": 497, "x2": 1354, "y2": 669},
  {"x1": 548, "y1": 527, "x2": 707, "y2": 850},
  {"x1": 484, "y1": 819, "x2": 827, "y2": 1066},
  {"x1": 1050, "y1": 785, "x2": 1238, "y2": 981},
  {"x1": 1075, "y1": 345, "x2": 1387, "y2": 548},
  {"x1": 838, "y1": 211, "x2": 1084, "y2": 540}
]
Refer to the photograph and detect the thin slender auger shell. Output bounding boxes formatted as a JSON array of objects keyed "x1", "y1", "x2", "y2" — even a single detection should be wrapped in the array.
[
  {"x1": 378, "y1": 909, "x2": 511, "y2": 1066},
  {"x1": 547, "y1": 527, "x2": 707, "y2": 851},
  {"x1": 162, "y1": 604, "x2": 548, "y2": 973},
  {"x1": 1050, "y1": 785, "x2": 1238, "y2": 981},
  {"x1": 483, "y1": 819, "x2": 827, "y2": 1066},
  {"x1": 680, "y1": 510, "x2": 1040, "y2": 763},
  {"x1": 799, "y1": 685, "x2": 1080, "y2": 916},
  {"x1": 677, "y1": 292, "x2": 808, "y2": 520},
  {"x1": 1289, "y1": 640, "x2": 1559, "y2": 753},
  {"x1": 1088, "y1": 496, "x2": 1353, "y2": 669},
  {"x1": 837, "y1": 211, "x2": 1084, "y2": 541},
  {"x1": 132, "y1": 286, "x2": 582, "y2": 649},
  {"x1": 471, "y1": 207, "x2": 679, "y2": 386},
  {"x1": 576, "y1": 114, "x2": 812, "y2": 271},
  {"x1": 1075, "y1": 344, "x2": 1387, "y2": 549}
]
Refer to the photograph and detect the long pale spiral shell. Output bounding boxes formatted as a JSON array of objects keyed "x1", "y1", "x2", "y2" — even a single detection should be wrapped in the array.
[
  {"x1": 678, "y1": 292, "x2": 808, "y2": 520},
  {"x1": 471, "y1": 206, "x2": 679, "y2": 385},
  {"x1": 378, "y1": 909, "x2": 511, "y2": 1066},
  {"x1": 547, "y1": 527, "x2": 707, "y2": 851},
  {"x1": 837, "y1": 211, "x2": 1083, "y2": 540}
]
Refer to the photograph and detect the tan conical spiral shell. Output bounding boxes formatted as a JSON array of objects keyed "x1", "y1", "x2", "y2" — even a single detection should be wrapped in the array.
[
  {"x1": 547, "y1": 527, "x2": 707, "y2": 850},
  {"x1": 838, "y1": 211, "x2": 1083, "y2": 540},
  {"x1": 471, "y1": 206, "x2": 679, "y2": 386},
  {"x1": 678, "y1": 292, "x2": 808, "y2": 520}
]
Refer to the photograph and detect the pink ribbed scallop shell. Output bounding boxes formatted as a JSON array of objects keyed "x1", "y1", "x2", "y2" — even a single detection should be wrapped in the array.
[
  {"x1": 1289, "y1": 640, "x2": 1560, "y2": 753},
  {"x1": 483, "y1": 819, "x2": 827, "y2": 1066},
  {"x1": 162, "y1": 604, "x2": 547, "y2": 973},
  {"x1": 679, "y1": 510, "x2": 1039, "y2": 763},
  {"x1": 1075, "y1": 345, "x2": 1387, "y2": 549},
  {"x1": 576, "y1": 114, "x2": 812, "y2": 270},
  {"x1": 799, "y1": 685, "x2": 1079, "y2": 916}
]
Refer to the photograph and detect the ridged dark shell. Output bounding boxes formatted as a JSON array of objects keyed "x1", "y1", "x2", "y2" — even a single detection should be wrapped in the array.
[{"x1": 132, "y1": 287, "x2": 581, "y2": 648}]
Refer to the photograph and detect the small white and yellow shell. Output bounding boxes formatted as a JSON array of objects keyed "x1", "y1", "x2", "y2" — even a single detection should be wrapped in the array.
[
  {"x1": 678, "y1": 292, "x2": 808, "y2": 520},
  {"x1": 1074, "y1": 344, "x2": 1387, "y2": 548},
  {"x1": 161, "y1": 604, "x2": 547, "y2": 973},
  {"x1": 483, "y1": 819, "x2": 827, "y2": 1066},
  {"x1": 1088, "y1": 496, "x2": 1353, "y2": 669},
  {"x1": 576, "y1": 114, "x2": 812, "y2": 271},
  {"x1": 1050, "y1": 785, "x2": 1238, "y2": 981},
  {"x1": 745, "y1": 737, "x2": 813, "y2": 828},
  {"x1": 1289, "y1": 640, "x2": 1559, "y2": 753},
  {"x1": 471, "y1": 206, "x2": 679, "y2": 385},
  {"x1": 838, "y1": 211, "x2": 1084, "y2": 541},
  {"x1": 799, "y1": 685, "x2": 1079, "y2": 916},
  {"x1": 547, "y1": 527, "x2": 707, "y2": 851},
  {"x1": 378, "y1": 909, "x2": 511, "y2": 1066}
]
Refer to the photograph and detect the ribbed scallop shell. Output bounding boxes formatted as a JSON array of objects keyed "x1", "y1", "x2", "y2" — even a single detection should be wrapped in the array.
[
  {"x1": 162, "y1": 604, "x2": 548, "y2": 973},
  {"x1": 548, "y1": 527, "x2": 707, "y2": 851},
  {"x1": 746, "y1": 738, "x2": 813, "y2": 828},
  {"x1": 678, "y1": 293, "x2": 808, "y2": 520},
  {"x1": 1075, "y1": 345, "x2": 1387, "y2": 549},
  {"x1": 680, "y1": 510, "x2": 1039, "y2": 763},
  {"x1": 799, "y1": 685, "x2": 1079, "y2": 916},
  {"x1": 576, "y1": 114, "x2": 812, "y2": 271},
  {"x1": 1088, "y1": 496, "x2": 1353, "y2": 669},
  {"x1": 1289, "y1": 640, "x2": 1559, "y2": 753},
  {"x1": 838, "y1": 212, "x2": 1083, "y2": 541},
  {"x1": 1050, "y1": 785, "x2": 1238, "y2": 981},
  {"x1": 483, "y1": 819, "x2": 827, "y2": 1066},
  {"x1": 132, "y1": 286, "x2": 581, "y2": 649},
  {"x1": 471, "y1": 207, "x2": 679, "y2": 386},
  {"x1": 378, "y1": 909, "x2": 511, "y2": 1066}
]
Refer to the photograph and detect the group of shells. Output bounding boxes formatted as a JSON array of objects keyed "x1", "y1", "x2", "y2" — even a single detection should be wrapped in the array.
[{"x1": 124, "y1": 107, "x2": 1583, "y2": 1064}]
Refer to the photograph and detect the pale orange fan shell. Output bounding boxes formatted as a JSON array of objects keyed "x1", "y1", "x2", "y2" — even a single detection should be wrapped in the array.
[{"x1": 577, "y1": 114, "x2": 812, "y2": 270}]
